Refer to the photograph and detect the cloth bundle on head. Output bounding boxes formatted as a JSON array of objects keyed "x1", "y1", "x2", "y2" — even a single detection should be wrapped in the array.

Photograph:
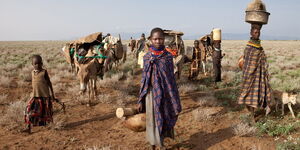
[{"x1": 246, "y1": 0, "x2": 266, "y2": 12}]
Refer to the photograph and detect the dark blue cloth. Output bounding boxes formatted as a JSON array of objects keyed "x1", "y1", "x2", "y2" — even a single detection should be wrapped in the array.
[{"x1": 138, "y1": 50, "x2": 181, "y2": 135}]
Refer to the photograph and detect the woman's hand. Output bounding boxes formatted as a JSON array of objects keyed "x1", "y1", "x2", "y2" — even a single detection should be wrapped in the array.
[{"x1": 137, "y1": 103, "x2": 143, "y2": 113}]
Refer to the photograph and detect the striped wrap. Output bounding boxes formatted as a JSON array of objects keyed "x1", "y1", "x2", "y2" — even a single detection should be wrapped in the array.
[{"x1": 238, "y1": 39, "x2": 272, "y2": 108}]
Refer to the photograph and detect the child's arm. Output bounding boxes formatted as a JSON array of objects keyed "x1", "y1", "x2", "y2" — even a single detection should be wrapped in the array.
[{"x1": 44, "y1": 70, "x2": 55, "y2": 100}]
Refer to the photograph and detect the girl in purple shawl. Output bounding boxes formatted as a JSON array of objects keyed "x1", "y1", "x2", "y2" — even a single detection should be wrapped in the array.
[{"x1": 138, "y1": 28, "x2": 182, "y2": 150}]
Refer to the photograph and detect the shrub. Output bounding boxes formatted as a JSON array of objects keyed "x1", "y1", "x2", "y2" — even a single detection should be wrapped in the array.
[
  {"x1": 55, "y1": 63, "x2": 69, "y2": 71},
  {"x1": 0, "y1": 76, "x2": 12, "y2": 88},
  {"x1": 17, "y1": 80, "x2": 27, "y2": 88},
  {"x1": 73, "y1": 94, "x2": 89, "y2": 105},
  {"x1": 99, "y1": 72, "x2": 124, "y2": 88},
  {"x1": 83, "y1": 144, "x2": 114, "y2": 150},
  {"x1": 53, "y1": 83, "x2": 68, "y2": 93},
  {"x1": 98, "y1": 94, "x2": 113, "y2": 104},
  {"x1": 233, "y1": 122, "x2": 257, "y2": 137},
  {"x1": 51, "y1": 74, "x2": 61, "y2": 84},
  {"x1": 197, "y1": 96, "x2": 219, "y2": 107},
  {"x1": 276, "y1": 138, "x2": 300, "y2": 150},
  {"x1": 214, "y1": 89, "x2": 239, "y2": 102},
  {"x1": 197, "y1": 84, "x2": 208, "y2": 91},
  {"x1": 255, "y1": 120, "x2": 297, "y2": 137},
  {"x1": 0, "y1": 94, "x2": 8, "y2": 104},
  {"x1": 178, "y1": 83, "x2": 197, "y2": 95},
  {"x1": 192, "y1": 108, "x2": 218, "y2": 121},
  {"x1": 49, "y1": 114, "x2": 67, "y2": 130},
  {"x1": 19, "y1": 66, "x2": 32, "y2": 82},
  {"x1": 239, "y1": 114, "x2": 253, "y2": 125},
  {"x1": 0, "y1": 101, "x2": 26, "y2": 131}
]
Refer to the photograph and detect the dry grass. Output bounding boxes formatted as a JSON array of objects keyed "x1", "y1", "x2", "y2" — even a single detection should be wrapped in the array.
[
  {"x1": 53, "y1": 83, "x2": 68, "y2": 93},
  {"x1": 98, "y1": 94, "x2": 113, "y2": 104},
  {"x1": 0, "y1": 94, "x2": 8, "y2": 105},
  {"x1": 74, "y1": 94, "x2": 89, "y2": 105},
  {"x1": 54, "y1": 63, "x2": 69, "y2": 71},
  {"x1": 233, "y1": 122, "x2": 257, "y2": 137},
  {"x1": 115, "y1": 91, "x2": 136, "y2": 107},
  {"x1": 178, "y1": 83, "x2": 197, "y2": 95},
  {"x1": 197, "y1": 96, "x2": 219, "y2": 107},
  {"x1": 66, "y1": 83, "x2": 79, "y2": 94},
  {"x1": 197, "y1": 84, "x2": 208, "y2": 91},
  {"x1": 56, "y1": 70, "x2": 73, "y2": 79},
  {"x1": 192, "y1": 108, "x2": 219, "y2": 121},
  {"x1": 222, "y1": 71, "x2": 236, "y2": 82},
  {"x1": 17, "y1": 80, "x2": 28, "y2": 88},
  {"x1": 49, "y1": 114, "x2": 67, "y2": 130},
  {"x1": 117, "y1": 92, "x2": 130, "y2": 106},
  {"x1": 3, "y1": 63, "x2": 22, "y2": 71},
  {"x1": 0, "y1": 101, "x2": 26, "y2": 131},
  {"x1": 83, "y1": 144, "x2": 114, "y2": 150},
  {"x1": 50, "y1": 74, "x2": 61, "y2": 84},
  {"x1": 19, "y1": 66, "x2": 32, "y2": 82},
  {"x1": 99, "y1": 72, "x2": 125, "y2": 88},
  {"x1": 0, "y1": 76, "x2": 12, "y2": 88}
]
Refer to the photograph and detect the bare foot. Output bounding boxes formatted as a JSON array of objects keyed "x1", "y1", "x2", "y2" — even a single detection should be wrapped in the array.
[{"x1": 265, "y1": 106, "x2": 271, "y2": 116}]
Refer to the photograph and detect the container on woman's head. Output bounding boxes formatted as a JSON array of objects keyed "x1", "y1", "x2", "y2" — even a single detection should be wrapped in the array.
[{"x1": 245, "y1": 0, "x2": 270, "y2": 25}]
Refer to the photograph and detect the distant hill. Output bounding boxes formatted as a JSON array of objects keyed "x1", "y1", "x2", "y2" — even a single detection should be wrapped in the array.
[
  {"x1": 178, "y1": 33, "x2": 300, "y2": 41},
  {"x1": 59, "y1": 32, "x2": 300, "y2": 41},
  {"x1": 110, "y1": 32, "x2": 300, "y2": 41}
]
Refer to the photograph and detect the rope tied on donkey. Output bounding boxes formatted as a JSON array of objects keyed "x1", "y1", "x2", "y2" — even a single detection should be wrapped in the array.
[{"x1": 70, "y1": 48, "x2": 75, "y2": 56}]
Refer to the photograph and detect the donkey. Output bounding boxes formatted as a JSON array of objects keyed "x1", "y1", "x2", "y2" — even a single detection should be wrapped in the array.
[
  {"x1": 75, "y1": 58, "x2": 100, "y2": 106},
  {"x1": 103, "y1": 40, "x2": 127, "y2": 71},
  {"x1": 61, "y1": 43, "x2": 76, "y2": 73}
]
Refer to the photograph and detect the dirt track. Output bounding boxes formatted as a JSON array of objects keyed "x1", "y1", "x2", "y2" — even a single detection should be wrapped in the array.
[{"x1": 0, "y1": 71, "x2": 276, "y2": 150}]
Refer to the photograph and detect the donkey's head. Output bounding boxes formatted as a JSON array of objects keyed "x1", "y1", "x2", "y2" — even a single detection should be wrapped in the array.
[{"x1": 289, "y1": 93, "x2": 298, "y2": 105}]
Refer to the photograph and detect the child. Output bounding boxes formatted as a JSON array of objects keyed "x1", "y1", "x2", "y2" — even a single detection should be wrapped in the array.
[
  {"x1": 189, "y1": 40, "x2": 201, "y2": 79},
  {"x1": 138, "y1": 28, "x2": 182, "y2": 150},
  {"x1": 24, "y1": 55, "x2": 55, "y2": 133}
]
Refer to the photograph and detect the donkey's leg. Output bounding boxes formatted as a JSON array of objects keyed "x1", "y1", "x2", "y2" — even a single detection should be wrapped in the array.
[
  {"x1": 70, "y1": 64, "x2": 73, "y2": 73},
  {"x1": 281, "y1": 103, "x2": 285, "y2": 116},
  {"x1": 275, "y1": 100, "x2": 279, "y2": 112},
  {"x1": 90, "y1": 78, "x2": 95, "y2": 100},
  {"x1": 93, "y1": 78, "x2": 97, "y2": 98},
  {"x1": 87, "y1": 80, "x2": 91, "y2": 106},
  {"x1": 202, "y1": 61, "x2": 207, "y2": 76},
  {"x1": 75, "y1": 66, "x2": 79, "y2": 75},
  {"x1": 287, "y1": 103, "x2": 296, "y2": 118},
  {"x1": 72, "y1": 63, "x2": 76, "y2": 73}
]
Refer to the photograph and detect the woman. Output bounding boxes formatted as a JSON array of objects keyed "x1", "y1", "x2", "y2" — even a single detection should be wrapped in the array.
[
  {"x1": 238, "y1": 24, "x2": 272, "y2": 118},
  {"x1": 138, "y1": 28, "x2": 182, "y2": 149}
]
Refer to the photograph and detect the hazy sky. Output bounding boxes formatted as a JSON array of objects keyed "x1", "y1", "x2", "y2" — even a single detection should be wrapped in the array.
[{"x1": 0, "y1": 0, "x2": 299, "y2": 40}]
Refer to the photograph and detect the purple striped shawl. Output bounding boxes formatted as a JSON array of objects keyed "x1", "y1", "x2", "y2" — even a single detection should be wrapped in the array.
[{"x1": 138, "y1": 50, "x2": 182, "y2": 135}]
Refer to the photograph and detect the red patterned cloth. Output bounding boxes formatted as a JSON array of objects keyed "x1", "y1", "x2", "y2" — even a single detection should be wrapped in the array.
[{"x1": 25, "y1": 97, "x2": 53, "y2": 126}]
